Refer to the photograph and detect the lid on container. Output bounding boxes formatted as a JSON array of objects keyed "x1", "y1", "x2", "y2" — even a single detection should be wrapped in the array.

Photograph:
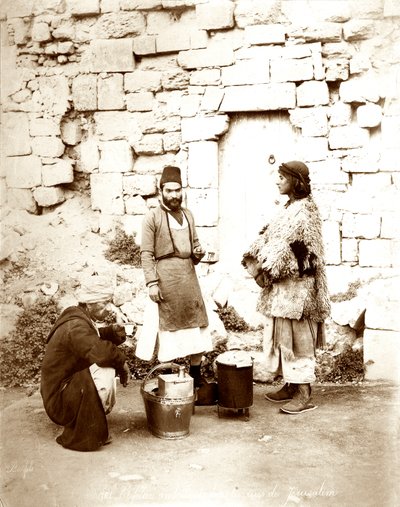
[{"x1": 216, "y1": 350, "x2": 253, "y2": 368}]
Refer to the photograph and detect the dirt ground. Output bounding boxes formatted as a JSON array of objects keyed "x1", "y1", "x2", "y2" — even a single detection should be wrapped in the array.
[{"x1": 0, "y1": 381, "x2": 399, "y2": 507}]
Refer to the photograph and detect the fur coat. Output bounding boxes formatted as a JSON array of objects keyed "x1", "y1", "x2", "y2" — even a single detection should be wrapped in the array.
[{"x1": 243, "y1": 196, "x2": 330, "y2": 322}]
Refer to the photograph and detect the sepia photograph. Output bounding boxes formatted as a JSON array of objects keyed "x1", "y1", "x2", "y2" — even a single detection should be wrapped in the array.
[{"x1": 1, "y1": 1, "x2": 399, "y2": 506}]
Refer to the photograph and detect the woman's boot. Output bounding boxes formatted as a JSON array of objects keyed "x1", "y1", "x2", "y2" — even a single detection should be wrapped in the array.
[
  {"x1": 264, "y1": 383, "x2": 297, "y2": 403},
  {"x1": 280, "y1": 384, "x2": 317, "y2": 414}
]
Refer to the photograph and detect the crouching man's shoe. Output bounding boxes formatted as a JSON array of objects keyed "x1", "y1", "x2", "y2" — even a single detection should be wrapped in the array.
[
  {"x1": 280, "y1": 384, "x2": 317, "y2": 414},
  {"x1": 264, "y1": 383, "x2": 297, "y2": 403}
]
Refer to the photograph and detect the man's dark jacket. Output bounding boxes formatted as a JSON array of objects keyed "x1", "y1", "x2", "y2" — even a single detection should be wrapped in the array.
[{"x1": 40, "y1": 306, "x2": 126, "y2": 451}]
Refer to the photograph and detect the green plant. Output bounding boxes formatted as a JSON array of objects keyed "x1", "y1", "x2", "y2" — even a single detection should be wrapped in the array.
[
  {"x1": 104, "y1": 226, "x2": 141, "y2": 267},
  {"x1": 215, "y1": 303, "x2": 255, "y2": 332},
  {"x1": 315, "y1": 345, "x2": 364, "y2": 383},
  {"x1": 0, "y1": 299, "x2": 59, "y2": 387}
]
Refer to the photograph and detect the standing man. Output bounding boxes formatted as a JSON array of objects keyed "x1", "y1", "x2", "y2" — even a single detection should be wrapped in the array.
[
  {"x1": 140, "y1": 165, "x2": 213, "y2": 396},
  {"x1": 41, "y1": 275, "x2": 131, "y2": 451}
]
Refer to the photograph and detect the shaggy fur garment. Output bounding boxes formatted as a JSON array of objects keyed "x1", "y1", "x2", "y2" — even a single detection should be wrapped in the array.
[{"x1": 243, "y1": 196, "x2": 331, "y2": 322}]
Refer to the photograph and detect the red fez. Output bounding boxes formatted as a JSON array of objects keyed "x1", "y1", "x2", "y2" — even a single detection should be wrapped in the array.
[{"x1": 160, "y1": 166, "x2": 182, "y2": 187}]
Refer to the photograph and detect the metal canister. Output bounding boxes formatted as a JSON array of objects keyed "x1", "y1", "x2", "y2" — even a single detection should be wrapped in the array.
[{"x1": 216, "y1": 350, "x2": 253, "y2": 417}]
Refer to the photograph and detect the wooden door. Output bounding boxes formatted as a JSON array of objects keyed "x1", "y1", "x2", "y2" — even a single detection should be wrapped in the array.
[{"x1": 218, "y1": 112, "x2": 300, "y2": 270}]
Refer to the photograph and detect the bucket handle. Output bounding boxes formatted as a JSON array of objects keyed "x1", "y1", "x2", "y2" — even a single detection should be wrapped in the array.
[{"x1": 141, "y1": 362, "x2": 182, "y2": 390}]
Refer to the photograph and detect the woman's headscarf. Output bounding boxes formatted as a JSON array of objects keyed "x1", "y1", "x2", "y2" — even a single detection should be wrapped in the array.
[{"x1": 278, "y1": 160, "x2": 311, "y2": 199}]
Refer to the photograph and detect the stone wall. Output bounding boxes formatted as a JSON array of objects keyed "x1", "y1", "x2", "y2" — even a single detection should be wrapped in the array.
[{"x1": 1, "y1": 0, "x2": 400, "y2": 382}]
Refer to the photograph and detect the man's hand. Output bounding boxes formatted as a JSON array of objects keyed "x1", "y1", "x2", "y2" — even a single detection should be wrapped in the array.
[
  {"x1": 149, "y1": 284, "x2": 163, "y2": 303},
  {"x1": 118, "y1": 362, "x2": 131, "y2": 387},
  {"x1": 112, "y1": 324, "x2": 127, "y2": 345}
]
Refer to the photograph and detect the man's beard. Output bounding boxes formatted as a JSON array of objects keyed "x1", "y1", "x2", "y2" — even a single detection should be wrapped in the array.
[{"x1": 162, "y1": 195, "x2": 182, "y2": 211}]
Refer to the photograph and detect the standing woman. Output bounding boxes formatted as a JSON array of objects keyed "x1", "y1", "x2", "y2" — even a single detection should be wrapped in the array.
[{"x1": 242, "y1": 161, "x2": 330, "y2": 414}]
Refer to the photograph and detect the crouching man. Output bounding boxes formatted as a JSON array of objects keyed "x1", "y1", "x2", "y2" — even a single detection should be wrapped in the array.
[{"x1": 40, "y1": 276, "x2": 131, "y2": 451}]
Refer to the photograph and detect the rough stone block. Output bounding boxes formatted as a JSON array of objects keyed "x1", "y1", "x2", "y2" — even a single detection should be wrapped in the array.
[
  {"x1": 343, "y1": 20, "x2": 375, "y2": 41},
  {"x1": 156, "y1": 91, "x2": 184, "y2": 115},
  {"x1": 5, "y1": 155, "x2": 42, "y2": 188},
  {"x1": 124, "y1": 70, "x2": 162, "y2": 92},
  {"x1": 33, "y1": 186, "x2": 65, "y2": 207},
  {"x1": 95, "y1": 11, "x2": 145, "y2": 38},
  {"x1": 245, "y1": 24, "x2": 285, "y2": 45},
  {"x1": 3, "y1": 113, "x2": 31, "y2": 156},
  {"x1": 366, "y1": 298, "x2": 400, "y2": 331},
  {"x1": 90, "y1": 173, "x2": 124, "y2": 214},
  {"x1": 384, "y1": 0, "x2": 400, "y2": 16},
  {"x1": 163, "y1": 132, "x2": 181, "y2": 152},
  {"x1": 31, "y1": 137, "x2": 65, "y2": 158},
  {"x1": 302, "y1": 22, "x2": 343, "y2": 43},
  {"x1": 220, "y1": 83, "x2": 296, "y2": 112},
  {"x1": 99, "y1": 140, "x2": 133, "y2": 173},
  {"x1": 341, "y1": 153, "x2": 380, "y2": 173},
  {"x1": 298, "y1": 137, "x2": 329, "y2": 163},
  {"x1": 200, "y1": 87, "x2": 224, "y2": 112},
  {"x1": 342, "y1": 238, "x2": 358, "y2": 262},
  {"x1": 4, "y1": 0, "x2": 34, "y2": 18},
  {"x1": 121, "y1": 0, "x2": 161, "y2": 9},
  {"x1": 42, "y1": 159, "x2": 74, "y2": 186},
  {"x1": 190, "y1": 30, "x2": 208, "y2": 50},
  {"x1": 90, "y1": 39, "x2": 135, "y2": 73},
  {"x1": 296, "y1": 81, "x2": 329, "y2": 106},
  {"x1": 359, "y1": 239, "x2": 395, "y2": 267},
  {"x1": 322, "y1": 220, "x2": 341, "y2": 264},
  {"x1": 101, "y1": 0, "x2": 120, "y2": 12},
  {"x1": 325, "y1": 58, "x2": 349, "y2": 82},
  {"x1": 270, "y1": 57, "x2": 314, "y2": 82},
  {"x1": 135, "y1": 110, "x2": 181, "y2": 134},
  {"x1": 178, "y1": 41, "x2": 234, "y2": 69},
  {"x1": 381, "y1": 116, "x2": 400, "y2": 149},
  {"x1": 380, "y1": 149, "x2": 400, "y2": 172},
  {"x1": 67, "y1": 0, "x2": 100, "y2": 16},
  {"x1": 161, "y1": 70, "x2": 190, "y2": 91},
  {"x1": 328, "y1": 101, "x2": 352, "y2": 126},
  {"x1": 133, "y1": 35, "x2": 156, "y2": 56},
  {"x1": 195, "y1": 0, "x2": 234, "y2": 30},
  {"x1": 123, "y1": 174, "x2": 157, "y2": 196},
  {"x1": 126, "y1": 92, "x2": 154, "y2": 112},
  {"x1": 7, "y1": 18, "x2": 30, "y2": 45},
  {"x1": 35, "y1": 76, "x2": 70, "y2": 116},
  {"x1": 98, "y1": 74, "x2": 125, "y2": 110},
  {"x1": 221, "y1": 60, "x2": 269, "y2": 86},
  {"x1": 234, "y1": 0, "x2": 281, "y2": 29},
  {"x1": 364, "y1": 329, "x2": 400, "y2": 383},
  {"x1": 31, "y1": 21, "x2": 51, "y2": 42},
  {"x1": 132, "y1": 134, "x2": 163, "y2": 155},
  {"x1": 181, "y1": 115, "x2": 229, "y2": 142},
  {"x1": 290, "y1": 107, "x2": 328, "y2": 137},
  {"x1": 6, "y1": 188, "x2": 37, "y2": 213},
  {"x1": 94, "y1": 111, "x2": 141, "y2": 141},
  {"x1": 186, "y1": 188, "x2": 218, "y2": 226},
  {"x1": 188, "y1": 141, "x2": 218, "y2": 188},
  {"x1": 180, "y1": 95, "x2": 201, "y2": 117},
  {"x1": 156, "y1": 29, "x2": 191, "y2": 53},
  {"x1": 381, "y1": 213, "x2": 400, "y2": 239},
  {"x1": 72, "y1": 74, "x2": 97, "y2": 111},
  {"x1": 356, "y1": 103, "x2": 382, "y2": 128},
  {"x1": 342, "y1": 213, "x2": 381, "y2": 239},
  {"x1": 190, "y1": 69, "x2": 221, "y2": 86},
  {"x1": 29, "y1": 117, "x2": 60, "y2": 137},
  {"x1": 125, "y1": 195, "x2": 148, "y2": 215},
  {"x1": 78, "y1": 138, "x2": 99, "y2": 173},
  {"x1": 339, "y1": 75, "x2": 380, "y2": 103},
  {"x1": 308, "y1": 159, "x2": 348, "y2": 185},
  {"x1": 351, "y1": 173, "x2": 392, "y2": 193},
  {"x1": 328, "y1": 126, "x2": 369, "y2": 149},
  {"x1": 60, "y1": 119, "x2": 82, "y2": 146}
]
